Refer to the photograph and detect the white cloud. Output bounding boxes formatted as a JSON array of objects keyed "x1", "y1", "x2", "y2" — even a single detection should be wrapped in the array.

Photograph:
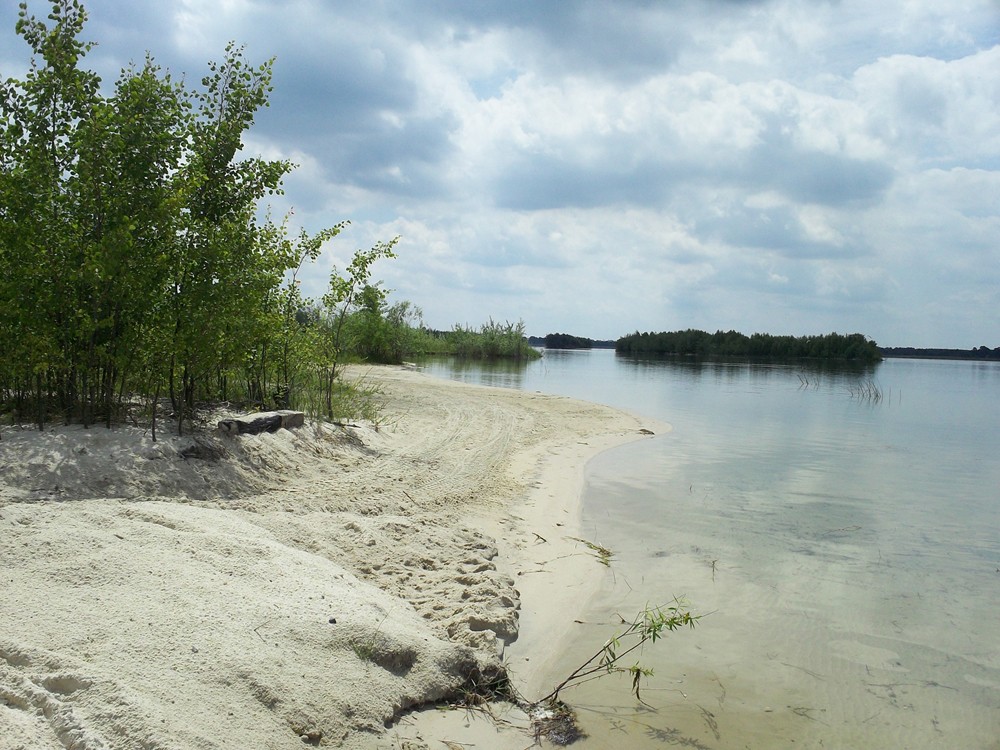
[
  {"x1": 853, "y1": 46, "x2": 1000, "y2": 166},
  {"x1": 1, "y1": 0, "x2": 998, "y2": 346},
  {"x1": 798, "y1": 206, "x2": 847, "y2": 246}
]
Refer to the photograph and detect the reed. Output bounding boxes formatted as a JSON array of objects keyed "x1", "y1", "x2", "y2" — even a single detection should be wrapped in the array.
[{"x1": 848, "y1": 379, "x2": 885, "y2": 403}]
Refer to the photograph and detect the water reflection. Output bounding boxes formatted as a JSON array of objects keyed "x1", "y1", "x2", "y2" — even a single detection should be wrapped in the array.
[
  {"x1": 417, "y1": 354, "x2": 534, "y2": 390},
  {"x1": 417, "y1": 351, "x2": 1000, "y2": 748},
  {"x1": 422, "y1": 350, "x2": 901, "y2": 428},
  {"x1": 616, "y1": 353, "x2": 879, "y2": 378},
  {"x1": 570, "y1": 357, "x2": 1000, "y2": 749}
]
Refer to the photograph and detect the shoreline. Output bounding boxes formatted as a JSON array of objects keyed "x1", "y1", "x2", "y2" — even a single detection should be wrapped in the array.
[
  {"x1": 0, "y1": 365, "x2": 659, "y2": 749},
  {"x1": 392, "y1": 373, "x2": 664, "y2": 749},
  {"x1": 490, "y1": 403, "x2": 659, "y2": 697}
]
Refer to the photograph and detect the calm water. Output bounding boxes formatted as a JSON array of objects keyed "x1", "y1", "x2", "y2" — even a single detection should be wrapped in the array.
[{"x1": 421, "y1": 351, "x2": 1000, "y2": 749}]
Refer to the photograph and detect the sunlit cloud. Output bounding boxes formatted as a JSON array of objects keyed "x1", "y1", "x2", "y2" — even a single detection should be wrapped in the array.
[{"x1": 1, "y1": 0, "x2": 997, "y2": 346}]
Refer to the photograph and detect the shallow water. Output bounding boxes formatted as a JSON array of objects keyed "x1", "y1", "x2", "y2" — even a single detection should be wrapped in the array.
[{"x1": 422, "y1": 352, "x2": 1000, "y2": 748}]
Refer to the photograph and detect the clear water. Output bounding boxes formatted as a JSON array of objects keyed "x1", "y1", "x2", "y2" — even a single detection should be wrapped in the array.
[{"x1": 421, "y1": 351, "x2": 1000, "y2": 748}]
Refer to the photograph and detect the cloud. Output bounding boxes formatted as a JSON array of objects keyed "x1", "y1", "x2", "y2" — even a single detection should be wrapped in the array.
[
  {"x1": 853, "y1": 46, "x2": 1000, "y2": 167},
  {"x1": 2, "y1": 0, "x2": 998, "y2": 346}
]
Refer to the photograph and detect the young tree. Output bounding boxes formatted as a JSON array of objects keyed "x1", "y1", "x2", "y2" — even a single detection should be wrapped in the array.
[
  {"x1": 318, "y1": 238, "x2": 399, "y2": 418},
  {"x1": 72, "y1": 59, "x2": 189, "y2": 426},
  {"x1": 165, "y1": 43, "x2": 295, "y2": 432},
  {"x1": 0, "y1": 0, "x2": 101, "y2": 427},
  {"x1": 260, "y1": 219, "x2": 347, "y2": 410}
]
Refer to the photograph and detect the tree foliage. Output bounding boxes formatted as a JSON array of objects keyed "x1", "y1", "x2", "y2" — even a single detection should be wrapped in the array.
[
  {"x1": 0, "y1": 1, "x2": 389, "y2": 432},
  {"x1": 880, "y1": 345, "x2": 1000, "y2": 361},
  {"x1": 544, "y1": 332, "x2": 593, "y2": 349},
  {"x1": 0, "y1": 1, "x2": 544, "y2": 435}
]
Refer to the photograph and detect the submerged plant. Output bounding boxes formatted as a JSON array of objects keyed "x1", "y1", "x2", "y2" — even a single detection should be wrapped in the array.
[
  {"x1": 848, "y1": 379, "x2": 886, "y2": 403},
  {"x1": 568, "y1": 536, "x2": 614, "y2": 567}
]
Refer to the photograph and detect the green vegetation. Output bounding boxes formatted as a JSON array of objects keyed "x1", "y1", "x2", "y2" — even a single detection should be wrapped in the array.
[
  {"x1": 527, "y1": 333, "x2": 616, "y2": 349},
  {"x1": 0, "y1": 1, "x2": 350, "y2": 431},
  {"x1": 442, "y1": 319, "x2": 540, "y2": 361},
  {"x1": 349, "y1": 614, "x2": 388, "y2": 663},
  {"x1": 438, "y1": 540, "x2": 699, "y2": 744},
  {"x1": 536, "y1": 600, "x2": 700, "y2": 706},
  {"x1": 326, "y1": 314, "x2": 540, "y2": 363},
  {"x1": 525, "y1": 600, "x2": 700, "y2": 744},
  {"x1": 0, "y1": 2, "x2": 534, "y2": 433},
  {"x1": 568, "y1": 536, "x2": 614, "y2": 567},
  {"x1": 617, "y1": 329, "x2": 882, "y2": 362}
]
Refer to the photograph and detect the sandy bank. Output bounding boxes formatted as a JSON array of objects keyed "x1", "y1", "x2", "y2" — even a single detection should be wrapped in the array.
[{"x1": 0, "y1": 365, "x2": 654, "y2": 749}]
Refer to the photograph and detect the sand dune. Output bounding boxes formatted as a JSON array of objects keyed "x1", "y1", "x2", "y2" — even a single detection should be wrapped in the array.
[{"x1": 0, "y1": 365, "x2": 650, "y2": 749}]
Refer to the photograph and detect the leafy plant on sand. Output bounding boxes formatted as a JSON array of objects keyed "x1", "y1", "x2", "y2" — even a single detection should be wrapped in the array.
[
  {"x1": 316, "y1": 238, "x2": 399, "y2": 419},
  {"x1": 525, "y1": 601, "x2": 700, "y2": 743},
  {"x1": 438, "y1": 597, "x2": 700, "y2": 744},
  {"x1": 539, "y1": 601, "x2": 699, "y2": 706},
  {"x1": 430, "y1": 532, "x2": 699, "y2": 743}
]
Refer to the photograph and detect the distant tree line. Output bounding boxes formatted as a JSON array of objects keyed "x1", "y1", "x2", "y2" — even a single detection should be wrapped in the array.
[
  {"x1": 616, "y1": 329, "x2": 882, "y2": 362},
  {"x1": 880, "y1": 346, "x2": 1000, "y2": 361},
  {"x1": 543, "y1": 333, "x2": 592, "y2": 349},
  {"x1": 526, "y1": 334, "x2": 617, "y2": 349}
]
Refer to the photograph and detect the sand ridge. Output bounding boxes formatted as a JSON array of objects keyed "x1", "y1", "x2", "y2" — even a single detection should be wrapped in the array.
[{"x1": 0, "y1": 365, "x2": 650, "y2": 749}]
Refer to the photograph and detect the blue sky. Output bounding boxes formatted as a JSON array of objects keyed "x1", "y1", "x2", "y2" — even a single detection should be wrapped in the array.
[{"x1": 3, "y1": 0, "x2": 998, "y2": 347}]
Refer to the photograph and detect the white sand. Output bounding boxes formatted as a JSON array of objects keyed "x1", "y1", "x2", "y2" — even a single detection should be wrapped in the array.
[{"x1": 0, "y1": 365, "x2": 654, "y2": 749}]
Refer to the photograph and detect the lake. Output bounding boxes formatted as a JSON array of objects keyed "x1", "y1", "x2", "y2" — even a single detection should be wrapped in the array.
[{"x1": 421, "y1": 350, "x2": 1000, "y2": 749}]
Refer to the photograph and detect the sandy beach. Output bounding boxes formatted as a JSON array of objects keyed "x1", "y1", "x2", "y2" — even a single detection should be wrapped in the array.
[{"x1": 0, "y1": 365, "x2": 653, "y2": 749}]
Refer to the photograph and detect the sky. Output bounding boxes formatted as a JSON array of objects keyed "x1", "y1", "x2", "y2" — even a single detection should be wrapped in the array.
[{"x1": 2, "y1": 1, "x2": 999, "y2": 347}]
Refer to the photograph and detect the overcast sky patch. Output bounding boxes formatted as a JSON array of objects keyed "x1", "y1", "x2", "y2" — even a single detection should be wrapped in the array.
[{"x1": 2, "y1": 0, "x2": 998, "y2": 346}]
